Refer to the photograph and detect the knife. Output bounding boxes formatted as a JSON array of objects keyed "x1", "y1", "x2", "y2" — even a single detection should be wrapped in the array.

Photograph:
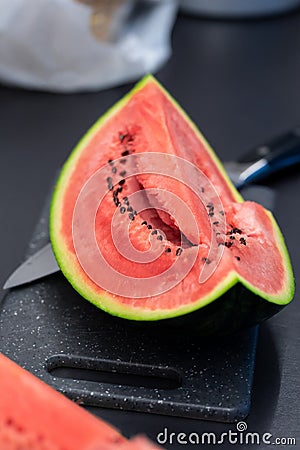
[
  {"x1": 224, "y1": 126, "x2": 300, "y2": 188},
  {"x1": 3, "y1": 127, "x2": 300, "y2": 290}
]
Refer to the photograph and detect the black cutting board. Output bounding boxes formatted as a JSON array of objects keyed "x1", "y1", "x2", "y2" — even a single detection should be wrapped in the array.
[{"x1": 0, "y1": 186, "x2": 272, "y2": 423}]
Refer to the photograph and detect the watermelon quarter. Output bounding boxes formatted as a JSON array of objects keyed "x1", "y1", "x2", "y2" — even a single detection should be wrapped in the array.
[{"x1": 50, "y1": 75, "x2": 294, "y2": 335}]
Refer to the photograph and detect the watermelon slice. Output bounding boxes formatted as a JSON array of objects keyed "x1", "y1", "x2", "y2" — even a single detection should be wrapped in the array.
[
  {"x1": 0, "y1": 353, "x2": 162, "y2": 450},
  {"x1": 50, "y1": 75, "x2": 294, "y2": 334}
]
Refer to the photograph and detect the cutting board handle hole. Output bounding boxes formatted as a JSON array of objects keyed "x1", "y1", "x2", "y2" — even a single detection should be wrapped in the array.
[{"x1": 46, "y1": 355, "x2": 182, "y2": 390}]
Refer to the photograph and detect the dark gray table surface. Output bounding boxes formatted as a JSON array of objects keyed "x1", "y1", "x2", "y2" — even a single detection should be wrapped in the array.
[{"x1": 0, "y1": 10, "x2": 299, "y2": 450}]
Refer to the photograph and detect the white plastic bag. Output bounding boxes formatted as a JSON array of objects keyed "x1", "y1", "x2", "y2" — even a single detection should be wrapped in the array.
[{"x1": 0, "y1": 0, "x2": 178, "y2": 92}]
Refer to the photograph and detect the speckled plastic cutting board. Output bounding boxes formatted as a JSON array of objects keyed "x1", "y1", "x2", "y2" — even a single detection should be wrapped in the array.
[{"x1": 0, "y1": 186, "x2": 270, "y2": 423}]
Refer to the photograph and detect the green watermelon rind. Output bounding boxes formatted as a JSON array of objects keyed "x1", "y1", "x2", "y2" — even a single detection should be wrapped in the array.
[{"x1": 50, "y1": 75, "x2": 294, "y2": 324}]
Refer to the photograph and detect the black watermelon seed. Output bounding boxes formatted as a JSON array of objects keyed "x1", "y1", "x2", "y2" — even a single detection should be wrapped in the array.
[
  {"x1": 240, "y1": 237, "x2": 247, "y2": 245},
  {"x1": 121, "y1": 150, "x2": 130, "y2": 157},
  {"x1": 108, "y1": 183, "x2": 113, "y2": 191},
  {"x1": 157, "y1": 235, "x2": 163, "y2": 241},
  {"x1": 119, "y1": 133, "x2": 126, "y2": 142},
  {"x1": 108, "y1": 159, "x2": 114, "y2": 165},
  {"x1": 147, "y1": 224, "x2": 152, "y2": 229},
  {"x1": 113, "y1": 189, "x2": 119, "y2": 197},
  {"x1": 106, "y1": 177, "x2": 112, "y2": 183},
  {"x1": 216, "y1": 232, "x2": 221, "y2": 236},
  {"x1": 151, "y1": 230, "x2": 158, "y2": 235},
  {"x1": 235, "y1": 256, "x2": 241, "y2": 261},
  {"x1": 219, "y1": 211, "x2": 225, "y2": 216},
  {"x1": 129, "y1": 213, "x2": 135, "y2": 221},
  {"x1": 123, "y1": 197, "x2": 129, "y2": 205},
  {"x1": 120, "y1": 159, "x2": 127, "y2": 164},
  {"x1": 225, "y1": 242, "x2": 233, "y2": 248},
  {"x1": 112, "y1": 167, "x2": 117, "y2": 174},
  {"x1": 208, "y1": 212, "x2": 214, "y2": 217},
  {"x1": 233, "y1": 228, "x2": 242, "y2": 234},
  {"x1": 202, "y1": 257, "x2": 211, "y2": 264},
  {"x1": 132, "y1": 210, "x2": 137, "y2": 216},
  {"x1": 165, "y1": 248, "x2": 171, "y2": 253},
  {"x1": 230, "y1": 236, "x2": 235, "y2": 240},
  {"x1": 176, "y1": 248, "x2": 183, "y2": 256},
  {"x1": 119, "y1": 179, "x2": 125, "y2": 186},
  {"x1": 213, "y1": 221, "x2": 219, "y2": 225},
  {"x1": 114, "y1": 200, "x2": 121, "y2": 207},
  {"x1": 120, "y1": 207, "x2": 126, "y2": 214},
  {"x1": 127, "y1": 206, "x2": 133, "y2": 212},
  {"x1": 201, "y1": 187, "x2": 205, "y2": 193},
  {"x1": 120, "y1": 170, "x2": 126, "y2": 177},
  {"x1": 206, "y1": 203, "x2": 213, "y2": 208},
  {"x1": 141, "y1": 221, "x2": 147, "y2": 226}
]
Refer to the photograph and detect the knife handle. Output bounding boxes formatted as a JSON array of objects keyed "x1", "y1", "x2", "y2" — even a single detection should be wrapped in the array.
[
  {"x1": 239, "y1": 126, "x2": 300, "y2": 166},
  {"x1": 237, "y1": 127, "x2": 300, "y2": 185}
]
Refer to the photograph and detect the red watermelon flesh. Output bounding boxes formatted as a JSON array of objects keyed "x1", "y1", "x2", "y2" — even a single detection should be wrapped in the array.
[
  {"x1": 0, "y1": 353, "x2": 162, "y2": 450},
  {"x1": 50, "y1": 76, "x2": 294, "y2": 326},
  {"x1": 0, "y1": 353, "x2": 124, "y2": 449},
  {"x1": 98, "y1": 436, "x2": 162, "y2": 450}
]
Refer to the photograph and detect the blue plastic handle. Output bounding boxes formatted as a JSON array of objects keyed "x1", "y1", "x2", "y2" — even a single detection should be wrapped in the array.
[{"x1": 239, "y1": 127, "x2": 300, "y2": 184}]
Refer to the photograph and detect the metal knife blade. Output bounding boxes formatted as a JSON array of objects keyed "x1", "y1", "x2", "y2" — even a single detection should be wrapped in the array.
[
  {"x1": 3, "y1": 127, "x2": 300, "y2": 290},
  {"x1": 3, "y1": 243, "x2": 59, "y2": 290}
]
